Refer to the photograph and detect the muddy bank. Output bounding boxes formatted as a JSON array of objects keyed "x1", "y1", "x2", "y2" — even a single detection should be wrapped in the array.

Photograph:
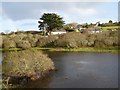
[{"x1": 2, "y1": 50, "x2": 55, "y2": 88}]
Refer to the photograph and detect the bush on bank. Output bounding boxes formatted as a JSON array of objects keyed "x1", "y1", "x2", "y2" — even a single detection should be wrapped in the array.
[
  {"x1": 3, "y1": 38, "x2": 16, "y2": 49},
  {"x1": 36, "y1": 35, "x2": 59, "y2": 47},
  {"x1": 2, "y1": 50, "x2": 55, "y2": 84},
  {"x1": 54, "y1": 32, "x2": 88, "y2": 48},
  {"x1": 1, "y1": 30, "x2": 119, "y2": 49},
  {"x1": 54, "y1": 31, "x2": 119, "y2": 48}
]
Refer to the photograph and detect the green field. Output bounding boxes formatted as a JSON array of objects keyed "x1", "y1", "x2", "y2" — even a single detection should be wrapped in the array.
[{"x1": 97, "y1": 26, "x2": 120, "y2": 31}]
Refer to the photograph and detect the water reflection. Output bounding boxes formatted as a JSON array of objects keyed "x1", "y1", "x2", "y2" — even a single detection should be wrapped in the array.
[{"x1": 25, "y1": 72, "x2": 54, "y2": 88}]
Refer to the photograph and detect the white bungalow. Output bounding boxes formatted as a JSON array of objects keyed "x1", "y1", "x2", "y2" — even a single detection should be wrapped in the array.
[{"x1": 51, "y1": 30, "x2": 66, "y2": 35}]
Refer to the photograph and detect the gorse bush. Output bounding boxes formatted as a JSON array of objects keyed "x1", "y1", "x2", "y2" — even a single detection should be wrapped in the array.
[
  {"x1": 2, "y1": 33, "x2": 42, "y2": 49},
  {"x1": 3, "y1": 38, "x2": 16, "y2": 49},
  {"x1": 54, "y1": 32, "x2": 90, "y2": 48},
  {"x1": 36, "y1": 35, "x2": 58, "y2": 47},
  {"x1": 16, "y1": 40, "x2": 31, "y2": 49},
  {"x1": 86, "y1": 34, "x2": 96, "y2": 47},
  {"x1": 93, "y1": 31, "x2": 119, "y2": 48},
  {"x1": 0, "y1": 35, "x2": 2, "y2": 48},
  {"x1": 2, "y1": 30, "x2": 119, "y2": 49},
  {"x1": 2, "y1": 50, "x2": 55, "y2": 83},
  {"x1": 54, "y1": 31, "x2": 119, "y2": 48}
]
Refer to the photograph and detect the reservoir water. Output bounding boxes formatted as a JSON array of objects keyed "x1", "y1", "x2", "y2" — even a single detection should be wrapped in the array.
[{"x1": 26, "y1": 52, "x2": 118, "y2": 88}]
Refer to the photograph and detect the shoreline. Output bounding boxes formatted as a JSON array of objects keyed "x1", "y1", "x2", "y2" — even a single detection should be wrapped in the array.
[{"x1": 1, "y1": 47, "x2": 119, "y2": 53}]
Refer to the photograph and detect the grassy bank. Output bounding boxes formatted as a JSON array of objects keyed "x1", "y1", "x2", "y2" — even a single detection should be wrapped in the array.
[
  {"x1": 32, "y1": 47, "x2": 120, "y2": 53},
  {"x1": 0, "y1": 48, "x2": 21, "y2": 51},
  {"x1": 1, "y1": 47, "x2": 119, "y2": 53}
]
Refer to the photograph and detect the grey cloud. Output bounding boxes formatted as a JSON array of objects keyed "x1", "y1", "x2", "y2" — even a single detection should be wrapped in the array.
[
  {"x1": 2, "y1": 2, "x2": 101, "y2": 21},
  {"x1": 2, "y1": 2, "x2": 70, "y2": 20},
  {"x1": 2, "y1": 2, "x2": 118, "y2": 23}
]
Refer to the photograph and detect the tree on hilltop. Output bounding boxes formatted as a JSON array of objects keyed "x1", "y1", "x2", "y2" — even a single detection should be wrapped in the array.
[{"x1": 38, "y1": 13, "x2": 65, "y2": 34}]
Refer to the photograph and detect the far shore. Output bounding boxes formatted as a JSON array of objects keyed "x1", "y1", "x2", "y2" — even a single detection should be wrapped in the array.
[{"x1": 1, "y1": 47, "x2": 120, "y2": 53}]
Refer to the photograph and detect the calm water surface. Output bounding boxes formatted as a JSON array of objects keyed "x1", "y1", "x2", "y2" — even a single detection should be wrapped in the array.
[{"x1": 26, "y1": 52, "x2": 118, "y2": 88}]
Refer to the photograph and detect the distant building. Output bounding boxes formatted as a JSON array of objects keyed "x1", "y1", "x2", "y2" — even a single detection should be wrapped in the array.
[
  {"x1": 81, "y1": 28, "x2": 102, "y2": 34},
  {"x1": 51, "y1": 30, "x2": 66, "y2": 35},
  {"x1": 78, "y1": 27, "x2": 86, "y2": 31},
  {"x1": 87, "y1": 28, "x2": 102, "y2": 34}
]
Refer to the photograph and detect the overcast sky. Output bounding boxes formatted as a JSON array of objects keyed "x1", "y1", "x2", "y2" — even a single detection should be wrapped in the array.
[{"x1": 0, "y1": 0, "x2": 119, "y2": 32}]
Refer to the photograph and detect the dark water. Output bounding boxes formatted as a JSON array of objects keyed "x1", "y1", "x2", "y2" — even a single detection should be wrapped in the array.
[{"x1": 26, "y1": 52, "x2": 118, "y2": 88}]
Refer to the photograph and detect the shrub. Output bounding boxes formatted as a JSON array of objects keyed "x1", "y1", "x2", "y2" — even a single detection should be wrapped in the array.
[
  {"x1": 55, "y1": 32, "x2": 88, "y2": 48},
  {"x1": 36, "y1": 35, "x2": 58, "y2": 47},
  {"x1": 94, "y1": 31, "x2": 118, "y2": 47},
  {"x1": 87, "y1": 34, "x2": 96, "y2": 47},
  {"x1": 16, "y1": 40, "x2": 31, "y2": 49},
  {"x1": 0, "y1": 35, "x2": 2, "y2": 48},
  {"x1": 1, "y1": 30, "x2": 119, "y2": 49},
  {"x1": 2, "y1": 50, "x2": 55, "y2": 83},
  {"x1": 112, "y1": 37, "x2": 118, "y2": 46},
  {"x1": 3, "y1": 38, "x2": 16, "y2": 49},
  {"x1": 10, "y1": 33, "x2": 27, "y2": 41},
  {"x1": 22, "y1": 34, "x2": 38, "y2": 47},
  {"x1": 104, "y1": 37, "x2": 114, "y2": 46},
  {"x1": 94, "y1": 40, "x2": 106, "y2": 48},
  {"x1": 54, "y1": 32, "x2": 77, "y2": 48},
  {"x1": 28, "y1": 38, "x2": 38, "y2": 47}
]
